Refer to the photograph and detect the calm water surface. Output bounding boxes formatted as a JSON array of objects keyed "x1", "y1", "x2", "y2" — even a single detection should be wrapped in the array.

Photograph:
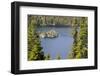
[{"x1": 37, "y1": 26, "x2": 74, "y2": 59}]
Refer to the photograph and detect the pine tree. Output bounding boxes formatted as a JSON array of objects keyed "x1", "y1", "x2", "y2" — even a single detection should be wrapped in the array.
[
  {"x1": 45, "y1": 53, "x2": 51, "y2": 60},
  {"x1": 56, "y1": 54, "x2": 61, "y2": 60},
  {"x1": 76, "y1": 17, "x2": 88, "y2": 58},
  {"x1": 68, "y1": 17, "x2": 88, "y2": 59},
  {"x1": 68, "y1": 18, "x2": 78, "y2": 58},
  {"x1": 28, "y1": 16, "x2": 44, "y2": 61}
]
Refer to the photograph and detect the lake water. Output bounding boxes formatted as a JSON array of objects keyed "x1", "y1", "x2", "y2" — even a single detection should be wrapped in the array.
[{"x1": 37, "y1": 26, "x2": 74, "y2": 59}]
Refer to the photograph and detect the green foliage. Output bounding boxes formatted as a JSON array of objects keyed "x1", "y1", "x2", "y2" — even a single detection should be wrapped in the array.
[
  {"x1": 28, "y1": 15, "x2": 81, "y2": 26},
  {"x1": 75, "y1": 52, "x2": 81, "y2": 58},
  {"x1": 28, "y1": 15, "x2": 88, "y2": 60},
  {"x1": 72, "y1": 17, "x2": 78, "y2": 26},
  {"x1": 28, "y1": 16, "x2": 44, "y2": 61},
  {"x1": 69, "y1": 17, "x2": 88, "y2": 59},
  {"x1": 45, "y1": 53, "x2": 51, "y2": 60},
  {"x1": 56, "y1": 54, "x2": 61, "y2": 60}
]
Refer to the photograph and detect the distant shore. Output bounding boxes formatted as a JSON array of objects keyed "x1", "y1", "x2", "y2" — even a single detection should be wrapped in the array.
[
  {"x1": 37, "y1": 24, "x2": 80, "y2": 27},
  {"x1": 38, "y1": 24, "x2": 73, "y2": 27}
]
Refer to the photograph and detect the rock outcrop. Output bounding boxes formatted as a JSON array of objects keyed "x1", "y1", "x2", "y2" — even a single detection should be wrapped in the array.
[{"x1": 38, "y1": 30, "x2": 58, "y2": 38}]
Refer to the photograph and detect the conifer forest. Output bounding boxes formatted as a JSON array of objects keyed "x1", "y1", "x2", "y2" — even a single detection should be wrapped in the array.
[{"x1": 28, "y1": 15, "x2": 88, "y2": 61}]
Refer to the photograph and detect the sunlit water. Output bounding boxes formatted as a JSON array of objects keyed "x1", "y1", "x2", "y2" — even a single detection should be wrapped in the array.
[{"x1": 37, "y1": 26, "x2": 74, "y2": 59}]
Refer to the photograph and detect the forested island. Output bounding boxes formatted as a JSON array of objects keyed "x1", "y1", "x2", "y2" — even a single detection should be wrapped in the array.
[{"x1": 28, "y1": 15, "x2": 88, "y2": 61}]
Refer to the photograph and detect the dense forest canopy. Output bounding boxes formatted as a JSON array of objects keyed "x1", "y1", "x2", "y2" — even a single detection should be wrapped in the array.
[
  {"x1": 28, "y1": 15, "x2": 88, "y2": 60},
  {"x1": 28, "y1": 15, "x2": 86, "y2": 27}
]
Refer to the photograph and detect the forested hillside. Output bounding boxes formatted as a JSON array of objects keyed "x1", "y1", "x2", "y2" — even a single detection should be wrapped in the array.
[
  {"x1": 28, "y1": 15, "x2": 83, "y2": 26},
  {"x1": 28, "y1": 15, "x2": 88, "y2": 60}
]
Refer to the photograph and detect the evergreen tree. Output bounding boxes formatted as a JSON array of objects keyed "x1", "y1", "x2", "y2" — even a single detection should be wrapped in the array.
[
  {"x1": 56, "y1": 54, "x2": 61, "y2": 60},
  {"x1": 68, "y1": 17, "x2": 88, "y2": 59},
  {"x1": 45, "y1": 53, "x2": 51, "y2": 60},
  {"x1": 28, "y1": 16, "x2": 44, "y2": 60},
  {"x1": 68, "y1": 18, "x2": 78, "y2": 58},
  {"x1": 76, "y1": 17, "x2": 88, "y2": 58}
]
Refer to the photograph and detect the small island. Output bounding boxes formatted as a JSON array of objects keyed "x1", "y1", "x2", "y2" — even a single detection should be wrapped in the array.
[
  {"x1": 38, "y1": 30, "x2": 58, "y2": 38},
  {"x1": 28, "y1": 15, "x2": 88, "y2": 61}
]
